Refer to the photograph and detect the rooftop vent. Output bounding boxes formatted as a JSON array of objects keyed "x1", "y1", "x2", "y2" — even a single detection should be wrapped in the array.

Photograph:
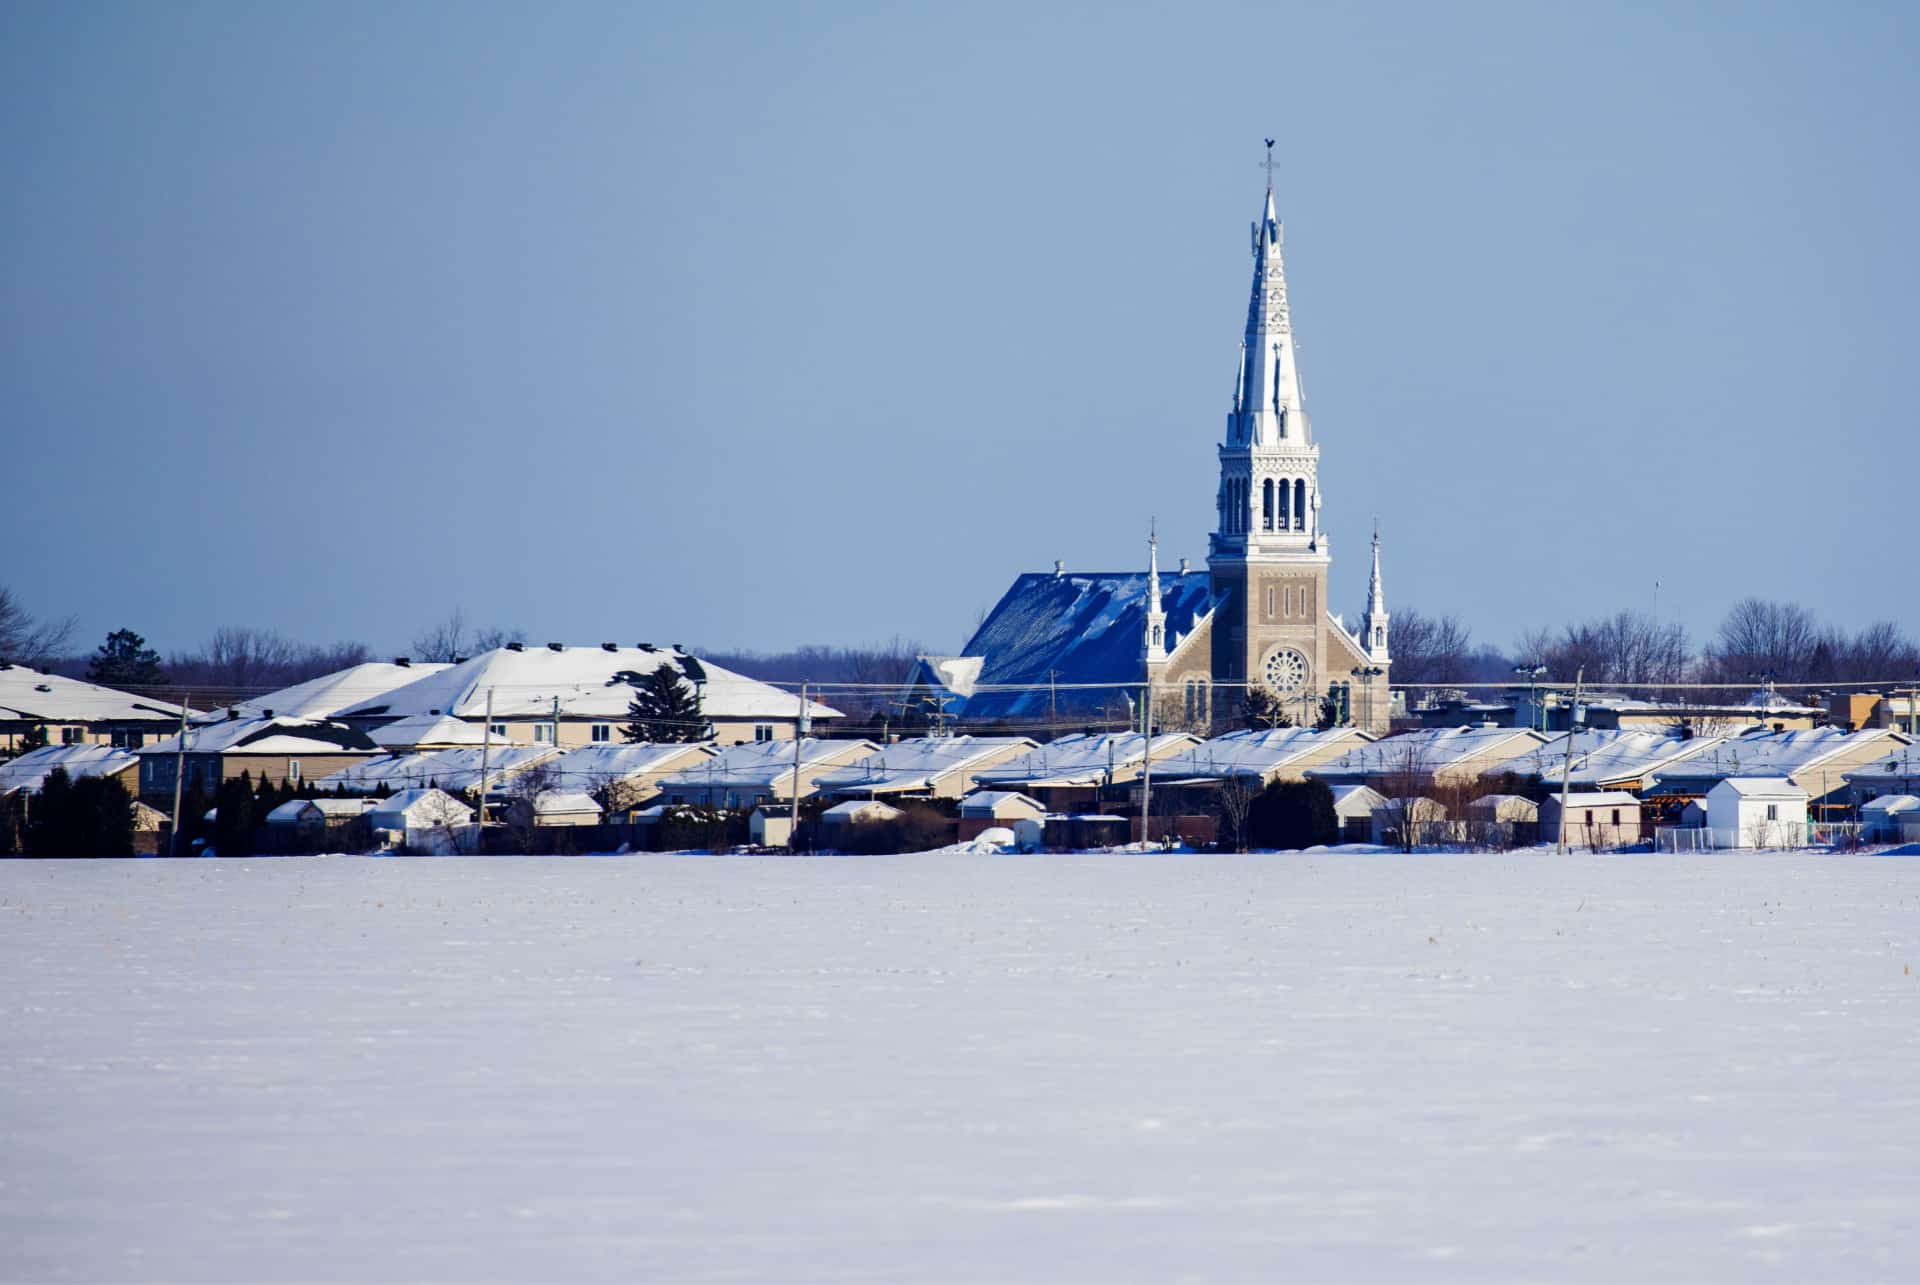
[
  {"x1": 601, "y1": 642, "x2": 617, "y2": 652},
  {"x1": 1179, "y1": 558, "x2": 1190, "y2": 574},
  {"x1": 35, "y1": 683, "x2": 52, "y2": 693},
  {"x1": 394, "y1": 656, "x2": 410, "y2": 667},
  {"x1": 227, "y1": 707, "x2": 240, "y2": 721},
  {"x1": 547, "y1": 642, "x2": 564, "y2": 652},
  {"x1": 507, "y1": 642, "x2": 524, "y2": 652},
  {"x1": 262, "y1": 709, "x2": 274, "y2": 719},
  {"x1": 1053, "y1": 559, "x2": 1065, "y2": 576},
  {"x1": 637, "y1": 643, "x2": 657, "y2": 653},
  {"x1": 451, "y1": 656, "x2": 466, "y2": 665}
]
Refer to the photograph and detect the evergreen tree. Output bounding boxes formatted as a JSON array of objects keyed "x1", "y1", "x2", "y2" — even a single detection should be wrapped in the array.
[
  {"x1": 86, "y1": 628, "x2": 167, "y2": 688},
  {"x1": 17, "y1": 723, "x2": 49, "y2": 755},
  {"x1": 68, "y1": 777, "x2": 135, "y2": 856},
  {"x1": 1239, "y1": 688, "x2": 1295, "y2": 730},
  {"x1": 212, "y1": 771, "x2": 257, "y2": 856},
  {"x1": 1246, "y1": 779, "x2": 1340, "y2": 851},
  {"x1": 25, "y1": 767, "x2": 75, "y2": 856},
  {"x1": 621, "y1": 666, "x2": 705, "y2": 742}
]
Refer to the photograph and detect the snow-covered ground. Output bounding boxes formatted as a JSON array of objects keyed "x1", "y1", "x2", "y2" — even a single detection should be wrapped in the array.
[{"x1": 4, "y1": 852, "x2": 1919, "y2": 1283}]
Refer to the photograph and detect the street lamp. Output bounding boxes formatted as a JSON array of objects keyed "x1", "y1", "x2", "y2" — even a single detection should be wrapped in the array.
[
  {"x1": 1514, "y1": 664, "x2": 1548, "y2": 732},
  {"x1": 1350, "y1": 666, "x2": 1384, "y2": 731}
]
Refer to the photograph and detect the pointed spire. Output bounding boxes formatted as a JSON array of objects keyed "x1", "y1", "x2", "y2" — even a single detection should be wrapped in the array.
[
  {"x1": 1143, "y1": 519, "x2": 1167, "y2": 664},
  {"x1": 1233, "y1": 147, "x2": 1307, "y2": 448},
  {"x1": 1368, "y1": 520, "x2": 1384, "y2": 611},
  {"x1": 1361, "y1": 520, "x2": 1390, "y2": 664}
]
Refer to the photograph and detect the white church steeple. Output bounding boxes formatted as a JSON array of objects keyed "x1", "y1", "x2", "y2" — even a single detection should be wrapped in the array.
[
  {"x1": 1361, "y1": 521, "x2": 1390, "y2": 663},
  {"x1": 1143, "y1": 520, "x2": 1167, "y2": 663}
]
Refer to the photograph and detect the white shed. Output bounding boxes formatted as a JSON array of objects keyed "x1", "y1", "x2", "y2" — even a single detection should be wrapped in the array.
[
  {"x1": 749, "y1": 806, "x2": 792, "y2": 848},
  {"x1": 1704, "y1": 777, "x2": 1809, "y2": 849},
  {"x1": 1330, "y1": 784, "x2": 1386, "y2": 843},
  {"x1": 957, "y1": 790, "x2": 1047, "y2": 822},
  {"x1": 368, "y1": 788, "x2": 474, "y2": 852},
  {"x1": 504, "y1": 790, "x2": 603, "y2": 828},
  {"x1": 1860, "y1": 794, "x2": 1920, "y2": 841}
]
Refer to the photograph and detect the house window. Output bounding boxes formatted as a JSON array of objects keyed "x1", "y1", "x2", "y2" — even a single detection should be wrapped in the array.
[
  {"x1": 755, "y1": 724, "x2": 775, "y2": 743},
  {"x1": 1766, "y1": 803, "x2": 1778, "y2": 821},
  {"x1": 111, "y1": 729, "x2": 144, "y2": 749},
  {"x1": 61, "y1": 726, "x2": 84, "y2": 745},
  {"x1": 591, "y1": 724, "x2": 611, "y2": 742},
  {"x1": 490, "y1": 723, "x2": 508, "y2": 738},
  {"x1": 533, "y1": 724, "x2": 555, "y2": 744}
]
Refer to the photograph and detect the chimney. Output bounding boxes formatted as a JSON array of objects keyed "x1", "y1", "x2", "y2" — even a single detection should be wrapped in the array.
[
  {"x1": 1053, "y1": 559, "x2": 1065, "y2": 576},
  {"x1": 1179, "y1": 558, "x2": 1190, "y2": 575},
  {"x1": 262, "y1": 709, "x2": 274, "y2": 719},
  {"x1": 227, "y1": 707, "x2": 239, "y2": 721}
]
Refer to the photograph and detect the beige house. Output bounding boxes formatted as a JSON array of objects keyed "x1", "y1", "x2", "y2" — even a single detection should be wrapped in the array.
[
  {"x1": 547, "y1": 741, "x2": 718, "y2": 814},
  {"x1": 137, "y1": 715, "x2": 379, "y2": 799},
  {"x1": 1539, "y1": 792, "x2": 1642, "y2": 849},
  {"x1": 969, "y1": 732, "x2": 1203, "y2": 811},
  {"x1": 809, "y1": 736, "x2": 1038, "y2": 801},
  {"x1": 0, "y1": 744, "x2": 142, "y2": 798},
  {"x1": 1310, "y1": 726, "x2": 1551, "y2": 791},
  {"x1": 0, "y1": 663, "x2": 193, "y2": 752},
  {"x1": 335, "y1": 644, "x2": 840, "y2": 749},
  {"x1": 654, "y1": 738, "x2": 881, "y2": 809}
]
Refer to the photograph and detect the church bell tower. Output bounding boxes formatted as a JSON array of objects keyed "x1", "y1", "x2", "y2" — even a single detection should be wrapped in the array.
[{"x1": 1207, "y1": 154, "x2": 1337, "y2": 724}]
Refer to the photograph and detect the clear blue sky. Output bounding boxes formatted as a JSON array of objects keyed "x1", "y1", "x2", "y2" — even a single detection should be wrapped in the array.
[{"x1": 4, "y1": 1, "x2": 1914, "y2": 661}]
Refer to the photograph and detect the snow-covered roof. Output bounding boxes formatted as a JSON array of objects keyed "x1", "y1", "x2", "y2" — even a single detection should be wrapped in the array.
[
  {"x1": 822, "y1": 799, "x2": 902, "y2": 821},
  {"x1": 522, "y1": 791, "x2": 601, "y2": 817},
  {"x1": 547, "y1": 741, "x2": 716, "y2": 787},
  {"x1": 137, "y1": 715, "x2": 378, "y2": 757},
  {"x1": 1329, "y1": 783, "x2": 1386, "y2": 817},
  {"x1": 335, "y1": 645, "x2": 840, "y2": 725},
  {"x1": 1467, "y1": 793, "x2": 1540, "y2": 818},
  {"x1": 810, "y1": 736, "x2": 1037, "y2": 796},
  {"x1": 906, "y1": 656, "x2": 984, "y2": 700},
  {"x1": 369, "y1": 788, "x2": 474, "y2": 823},
  {"x1": 1653, "y1": 728, "x2": 1910, "y2": 787},
  {"x1": 1708, "y1": 777, "x2": 1810, "y2": 800},
  {"x1": 653, "y1": 738, "x2": 880, "y2": 792},
  {"x1": 203, "y1": 661, "x2": 451, "y2": 723},
  {"x1": 1860, "y1": 794, "x2": 1920, "y2": 817},
  {"x1": 0, "y1": 663, "x2": 190, "y2": 725},
  {"x1": 312, "y1": 744, "x2": 560, "y2": 793},
  {"x1": 943, "y1": 571, "x2": 1215, "y2": 720},
  {"x1": 1842, "y1": 745, "x2": 1920, "y2": 783},
  {"x1": 0, "y1": 744, "x2": 138, "y2": 795},
  {"x1": 1151, "y1": 727, "x2": 1374, "y2": 784},
  {"x1": 369, "y1": 714, "x2": 508, "y2": 749},
  {"x1": 957, "y1": 789, "x2": 1046, "y2": 817},
  {"x1": 1308, "y1": 726, "x2": 1548, "y2": 780},
  {"x1": 970, "y1": 732, "x2": 1202, "y2": 789},
  {"x1": 1543, "y1": 791, "x2": 1641, "y2": 810},
  {"x1": 1506, "y1": 730, "x2": 1730, "y2": 788}
]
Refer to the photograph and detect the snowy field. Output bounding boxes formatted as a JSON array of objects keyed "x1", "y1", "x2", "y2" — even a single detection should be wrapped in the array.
[{"x1": 4, "y1": 853, "x2": 1919, "y2": 1283}]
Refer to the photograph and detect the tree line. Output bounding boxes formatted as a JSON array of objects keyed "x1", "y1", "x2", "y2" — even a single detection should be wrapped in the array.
[{"x1": 1387, "y1": 598, "x2": 1920, "y2": 691}]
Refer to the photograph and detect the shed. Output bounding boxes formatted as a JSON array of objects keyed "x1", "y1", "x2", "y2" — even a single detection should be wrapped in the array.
[
  {"x1": 1370, "y1": 796, "x2": 1448, "y2": 847},
  {"x1": 1860, "y1": 794, "x2": 1920, "y2": 841},
  {"x1": 1465, "y1": 793, "x2": 1539, "y2": 847},
  {"x1": 1538, "y1": 792, "x2": 1642, "y2": 850},
  {"x1": 820, "y1": 799, "x2": 903, "y2": 830},
  {"x1": 1704, "y1": 777, "x2": 1809, "y2": 849},
  {"x1": 1329, "y1": 784, "x2": 1386, "y2": 843},
  {"x1": 749, "y1": 806, "x2": 792, "y2": 848},
  {"x1": 957, "y1": 790, "x2": 1047, "y2": 841},
  {"x1": 368, "y1": 788, "x2": 474, "y2": 852},
  {"x1": 503, "y1": 790, "x2": 603, "y2": 827}
]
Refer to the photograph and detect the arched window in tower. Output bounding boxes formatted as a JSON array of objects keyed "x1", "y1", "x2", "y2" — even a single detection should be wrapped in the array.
[
  {"x1": 1293, "y1": 479, "x2": 1307, "y2": 531},
  {"x1": 1279, "y1": 478, "x2": 1292, "y2": 531},
  {"x1": 1262, "y1": 479, "x2": 1274, "y2": 531}
]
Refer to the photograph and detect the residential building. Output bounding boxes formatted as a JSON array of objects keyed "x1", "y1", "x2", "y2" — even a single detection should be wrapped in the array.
[
  {"x1": 0, "y1": 744, "x2": 141, "y2": 798},
  {"x1": 1702, "y1": 778, "x2": 1809, "y2": 849},
  {"x1": 1505, "y1": 730, "x2": 1730, "y2": 794},
  {"x1": 312, "y1": 744, "x2": 561, "y2": 795},
  {"x1": 1844, "y1": 743, "x2": 1920, "y2": 806},
  {"x1": 1650, "y1": 727, "x2": 1912, "y2": 810},
  {"x1": 654, "y1": 738, "x2": 881, "y2": 809},
  {"x1": 137, "y1": 715, "x2": 379, "y2": 798},
  {"x1": 0, "y1": 663, "x2": 192, "y2": 751},
  {"x1": 810, "y1": 735, "x2": 1038, "y2": 801},
  {"x1": 969, "y1": 732, "x2": 1202, "y2": 811},
  {"x1": 1150, "y1": 726, "x2": 1377, "y2": 789},
  {"x1": 335, "y1": 643, "x2": 838, "y2": 747},
  {"x1": 209, "y1": 659, "x2": 450, "y2": 722},
  {"x1": 368, "y1": 788, "x2": 474, "y2": 852},
  {"x1": 1307, "y1": 726, "x2": 1551, "y2": 790},
  {"x1": 546, "y1": 742, "x2": 718, "y2": 814},
  {"x1": 956, "y1": 790, "x2": 1047, "y2": 841}
]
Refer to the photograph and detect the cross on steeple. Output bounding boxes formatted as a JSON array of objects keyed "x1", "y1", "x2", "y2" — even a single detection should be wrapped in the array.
[{"x1": 1261, "y1": 138, "x2": 1278, "y2": 191}]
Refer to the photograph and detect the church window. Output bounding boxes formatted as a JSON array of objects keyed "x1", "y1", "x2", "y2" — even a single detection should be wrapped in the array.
[
  {"x1": 1262, "y1": 479, "x2": 1274, "y2": 530},
  {"x1": 1293, "y1": 479, "x2": 1306, "y2": 531},
  {"x1": 1266, "y1": 586, "x2": 1274, "y2": 618},
  {"x1": 1277, "y1": 478, "x2": 1290, "y2": 531}
]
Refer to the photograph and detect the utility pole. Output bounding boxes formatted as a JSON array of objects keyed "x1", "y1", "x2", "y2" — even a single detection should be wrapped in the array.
[
  {"x1": 167, "y1": 692, "x2": 191, "y2": 857},
  {"x1": 551, "y1": 694, "x2": 561, "y2": 748},
  {"x1": 789, "y1": 681, "x2": 808, "y2": 853},
  {"x1": 1556, "y1": 667, "x2": 1585, "y2": 855},
  {"x1": 1140, "y1": 676, "x2": 1154, "y2": 848},
  {"x1": 476, "y1": 686, "x2": 494, "y2": 830}
]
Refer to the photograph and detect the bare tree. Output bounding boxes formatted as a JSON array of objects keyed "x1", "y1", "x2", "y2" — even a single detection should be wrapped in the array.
[
  {"x1": 497, "y1": 759, "x2": 560, "y2": 853},
  {"x1": 1390, "y1": 609, "x2": 1475, "y2": 684},
  {"x1": 412, "y1": 608, "x2": 526, "y2": 663},
  {"x1": 1704, "y1": 598, "x2": 1821, "y2": 683},
  {"x1": 1522, "y1": 610, "x2": 1691, "y2": 688},
  {"x1": 166, "y1": 628, "x2": 370, "y2": 694},
  {"x1": 1215, "y1": 775, "x2": 1254, "y2": 852},
  {"x1": 0, "y1": 586, "x2": 76, "y2": 667}
]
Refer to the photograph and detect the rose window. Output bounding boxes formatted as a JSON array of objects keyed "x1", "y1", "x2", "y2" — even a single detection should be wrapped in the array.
[{"x1": 1262, "y1": 646, "x2": 1310, "y2": 698}]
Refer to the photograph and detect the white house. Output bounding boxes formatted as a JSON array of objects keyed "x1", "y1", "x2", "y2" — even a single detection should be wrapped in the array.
[
  {"x1": 368, "y1": 788, "x2": 475, "y2": 852},
  {"x1": 1704, "y1": 778, "x2": 1809, "y2": 850},
  {"x1": 1330, "y1": 784, "x2": 1385, "y2": 843}
]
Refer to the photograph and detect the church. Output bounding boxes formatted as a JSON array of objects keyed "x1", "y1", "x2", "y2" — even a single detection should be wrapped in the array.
[{"x1": 912, "y1": 164, "x2": 1392, "y2": 735}]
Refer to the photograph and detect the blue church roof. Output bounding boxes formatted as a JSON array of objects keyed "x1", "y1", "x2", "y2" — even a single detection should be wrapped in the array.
[{"x1": 952, "y1": 571, "x2": 1213, "y2": 721}]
